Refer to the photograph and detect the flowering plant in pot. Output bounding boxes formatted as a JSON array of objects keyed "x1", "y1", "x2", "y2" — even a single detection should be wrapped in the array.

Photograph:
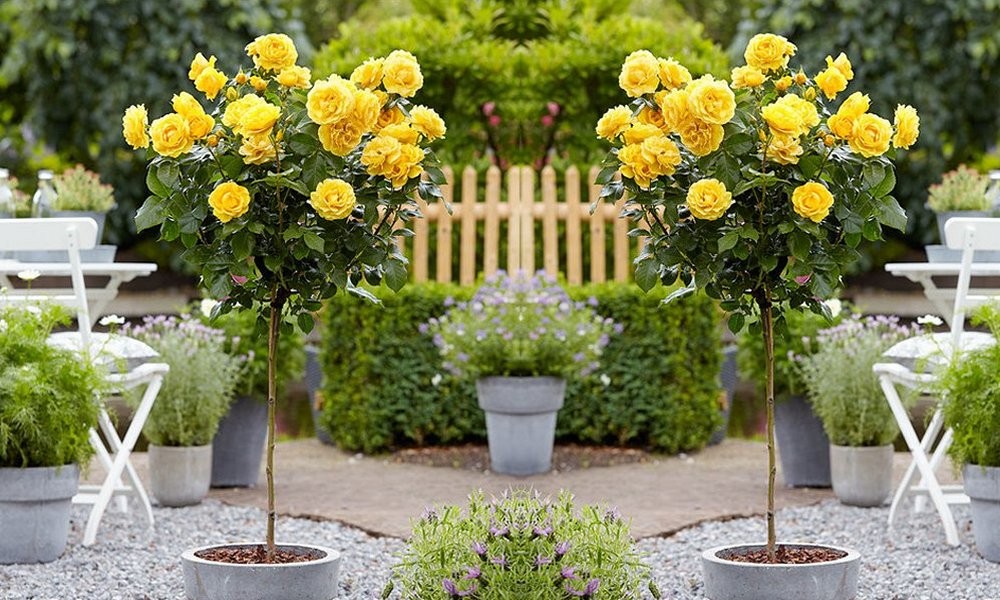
[
  {"x1": 597, "y1": 32, "x2": 918, "y2": 600},
  {"x1": 425, "y1": 271, "x2": 615, "y2": 475},
  {"x1": 123, "y1": 32, "x2": 444, "y2": 599},
  {"x1": 52, "y1": 165, "x2": 117, "y2": 243},
  {"x1": 925, "y1": 166, "x2": 994, "y2": 258}
]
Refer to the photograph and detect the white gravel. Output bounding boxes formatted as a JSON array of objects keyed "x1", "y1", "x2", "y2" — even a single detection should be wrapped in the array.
[{"x1": 1, "y1": 498, "x2": 997, "y2": 599}]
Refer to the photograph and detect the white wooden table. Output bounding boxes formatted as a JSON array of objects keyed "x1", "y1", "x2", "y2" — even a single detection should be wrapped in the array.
[{"x1": 884, "y1": 262, "x2": 1000, "y2": 325}]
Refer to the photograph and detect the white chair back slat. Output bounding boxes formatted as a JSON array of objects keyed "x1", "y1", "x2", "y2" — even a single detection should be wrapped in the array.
[{"x1": 943, "y1": 218, "x2": 1000, "y2": 348}]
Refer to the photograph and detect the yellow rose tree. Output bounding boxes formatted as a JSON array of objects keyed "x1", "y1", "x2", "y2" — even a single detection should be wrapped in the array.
[
  {"x1": 598, "y1": 35, "x2": 918, "y2": 562},
  {"x1": 123, "y1": 33, "x2": 446, "y2": 561}
]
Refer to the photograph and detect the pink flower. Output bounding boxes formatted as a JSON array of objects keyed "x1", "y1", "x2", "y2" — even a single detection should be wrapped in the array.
[
  {"x1": 482, "y1": 101, "x2": 496, "y2": 117},
  {"x1": 231, "y1": 274, "x2": 249, "y2": 285},
  {"x1": 488, "y1": 115, "x2": 501, "y2": 128},
  {"x1": 547, "y1": 101, "x2": 561, "y2": 116},
  {"x1": 794, "y1": 274, "x2": 811, "y2": 285},
  {"x1": 540, "y1": 114, "x2": 555, "y2": 127}
]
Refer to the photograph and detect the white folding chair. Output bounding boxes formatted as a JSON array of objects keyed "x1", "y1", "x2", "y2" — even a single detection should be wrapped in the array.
[
  {"x1": 0, "y1": 218, "x2": 169, "y2": 546},
  {"x1": 873, "y1": 217, "x2": 1000, "y2": 546}
]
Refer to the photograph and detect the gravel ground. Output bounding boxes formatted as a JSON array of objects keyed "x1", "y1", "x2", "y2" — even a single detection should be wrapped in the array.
[{"x1": 1, "y1": 498, "x2": 997, "y2": 599}]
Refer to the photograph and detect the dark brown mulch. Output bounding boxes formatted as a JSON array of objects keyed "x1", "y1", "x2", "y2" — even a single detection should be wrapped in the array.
[
  {"x1": 722, "y1": 545, "x2": 848, "y2": 565},
  {"x1": 389, "y1": 443, "x2": 655, "y2": 472},
  {"x1": 194, "y1": 545, "x2": 323, "y2": 565}
]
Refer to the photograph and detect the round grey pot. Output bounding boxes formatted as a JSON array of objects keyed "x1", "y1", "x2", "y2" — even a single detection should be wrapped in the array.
[
  {"x1": 702, "y1": 543, "x2": 860, "y2": 600},
  {"x1": 775, "y1": 394, "x2": 832, "y2": 487},
  {"x1": 829, "y1": 444, "x2": 893, "y2": 507},
  {"x1": 476, "y1": 376, "x2": 565, "y2": 476},
  {"x1": 963, "y1": 464, "x2": 1000, "y2": 562},
  {"x1": 0, "y1": 464, "x2": 79, "y2": 564},
  {"x1": 182, "y1": 543, "x2": 341, "y2": 600},
  {"x1": 150, "y1": 444, "x2": 213, "y2": 507},
  {"x1": 51, "y1": 210, "x2": 108, "y2": 241},
  {"x1": 935, "y1": 210, "x2": 990, "y2": 244},
  {"x1": 211, "y1": 395, "x2": 266, "y2": 488}
]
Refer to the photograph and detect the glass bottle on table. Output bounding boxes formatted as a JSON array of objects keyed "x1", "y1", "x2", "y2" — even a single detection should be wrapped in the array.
[
  {"x1": 0, "y1": 168, "x2": 14, "y2": 219},
  {"x1": 31, "y1": 169, "x2": 56, "y2": 218}
]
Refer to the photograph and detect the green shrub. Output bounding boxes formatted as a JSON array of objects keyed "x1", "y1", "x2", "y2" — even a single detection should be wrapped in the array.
[{"x1": 320, "y1": 281, "x2": 721, "y2": 454}]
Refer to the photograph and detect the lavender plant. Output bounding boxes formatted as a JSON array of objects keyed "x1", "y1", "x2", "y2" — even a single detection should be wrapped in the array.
[
  {"x1": 385, "y1": 488, "x2": 658, "y2": 600},
  {"x1": 796, "y1": 314, "x2": 918, "y2": 447},
  {"x1": 424, "y1": 272, "x2": 617, "y2": 379}
]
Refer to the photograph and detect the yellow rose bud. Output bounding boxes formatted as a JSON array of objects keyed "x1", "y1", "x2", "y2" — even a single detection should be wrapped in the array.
[
  {"x1": 195, "y1": 67, "x2": 228, "y2": 100},
  {"x1": 814, "y1": 67, "x2": 847, "y2": 100},
  {"x1": 318, "y1": 121, "x2": 365, "y2": 156},
  {"x1": 238, "y1": 133, "x2": 277, "y2": 165},
  {"x1": 765, "y1": 133, "x2": 803, "y2": 165},
  {"x1": 731, "y1": 65, "x2": 766, "y2": 89},
  {"x1": 618, "y1": 49, "x2": 660, "y2": 98},
  {"x1": 409, "y1": 105, "x2": 447, "y2": 141},
  {"x1": 309, "y1": 178, "x2": 356, "y2": 221},
  {"x1": 245, "y1": 33, "x2": 298, "y2": 72},
  {"x1": 775, "y1": 76, "x2": 792, "y2": 92},
  {"x1": 149, "y1": 112, "x2": 193, "y2": 158},
  {"x1": 640, "y1": 135, "x2": 682, "y2": 177},
  {"x1": 349, "y1": 87, "x2": 382, "y2": 133},
  {"x1": 206, "y1": 134, "x2": 219, "y2": 147},
  {"x1": 680, "y1": 119, "x2": 725, "y2": 157},
  {"x1": 250, "y1": 76, "x2": 268, "y2": 92},
  {"x1": 237, "y1": 101, "x2": 280, "y2": 137},
  {"x1": 657, "y1": 89, "x2": 691, "y2": 134},
  {"x1": 848, "y1": 113, "x2": 893, "y2": 157},
  {"x1": 791, "y1": 181, "x2": 835, "y2": 223},
  {"x1": 235, "y1": 70, "x2": 249, "y2": 85},
  {"x1": 350, "y1": 57, "x2": 385, "y2": 90},
  {"x1": 686, "y1": 178, "x2": 733, "y2": 221},
  {"x1": 803, "y1": 87, "x2": 817, "y2": 102},
  {"x1": 382, "y1": 50, "x2": 423, "y2": 97},
  {"x1": 744, "y1": 33, "x2": 796, "y2": 73},
  {"x1": 277, "y1": 65, "x2": 311, "y2": 89},
  {"x1": 826, "y1": 53, "x2": 854, "y2": 81},
  {"x1": 622, "y1": 122, "x2": 662, "y2": 146},
  {"x1": 793, "y1": 70, "x2": 807, "y2": 85},
  {"x1": 892, "y1": 104, "x2": 919, "y2": 149},
  {"x1": 823, "y1": 134, "x2": 836, "y2": 147},
  {"x1": 307, "y1": 75, "x2": 356, "y2": 125},
  {"x1": 188, "y1": 53, "x2": 215, "y2": 82},
  {"x1": 226, "y1": 87, "x2": 239, "y2": 102},
  {"x1": 595, "y1": 105, "x2": 633, "y2": 140},
  {"x1": 617, "y1": 143, "x2": 655, "y2": 189},
  {"x1": 208, "y1": 181, "x2": 251, "y2": 223},
  {"x1": 686, "y1": 75, "x2": 736, "y2": 125},
  {"x1": 657, "y1": 57, "x2": 692, "y2": 90},
  {"x1": 172, "y1": 92, "x2": 214, "y2": 139},
  {"x1": 122, "y1": 104, "x2": 150, "y2": 149}
]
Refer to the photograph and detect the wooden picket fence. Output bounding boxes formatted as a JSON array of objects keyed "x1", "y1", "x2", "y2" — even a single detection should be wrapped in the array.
[{"x1": 401, "y1": 165, "x2": 643, "y2": 286}]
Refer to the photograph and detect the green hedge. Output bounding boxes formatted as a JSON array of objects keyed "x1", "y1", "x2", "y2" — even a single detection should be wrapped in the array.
[{"x1": 320, "y1": 282, "x2": 722, "y2": 454}]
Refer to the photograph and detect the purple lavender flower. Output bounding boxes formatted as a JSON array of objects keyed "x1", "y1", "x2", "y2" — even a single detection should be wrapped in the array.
[
  {"x1": 471, "y1": 541, "x2": 487, "y2": 557},
  {"x1": 561, "y1": 566, "x2": 577, "y2": 579},
  {"x1": 490, "y1": 554, "x2": 508, "y2": 568},
  {"x1": 534, "y1": 555, "x2": 553, "y2": 567},
  {"x1": 489, "y1": 524, "x2": 509, "y2": 537},
  {"x1": 532, "y1": 524, "x2": 553, "y2": 537},
  {"x1": 554, "y1": 540, "x2": 571, "y2": 557},
  {"x1": 565, "y1": 578, "x2": 601, "y2": 597},
  {"x1": 464, "y1": 565, "x2": 481, "y2": 579}
]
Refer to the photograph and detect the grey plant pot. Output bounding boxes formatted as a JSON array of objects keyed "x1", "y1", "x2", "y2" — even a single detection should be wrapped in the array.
[
  {"x1": 304, "y1": 345, "x2": 334, "y2": 446},
  {"x1": 829, "y1": 444, "x2": 894, "y2": 507},
  {"x1": 476, "y1": 376, "x2": 565, "y2": 476},
  {"x1": 150, "y1": 444, "x2": 213, "y2": 507},
  {"x1": 963, "y1": 463, "x2": 1000, "y2": 562},
  {"x1": 775, "y1": 394, "x2": 832, "y2": 487},
  {"x1": 935, "y1": 210, "x2": 990, "y2": 244},
  {"x1": 182, "y1": 543, "x2": 341, "y2": 600},
  {"x1": 51, "y1": 210, "x2": 108, "y2": 241},
  {"x1": 0, "y1": 464, "x2": 79, "y2": 564},
  {"x1": 701, "y1": 542, "x2": 860, "y2": 600},
  {"x1": 211, "y1": 395, "x2": 266, "y2": 488},
  {"x1": 709, "y1": 345, "x2": 738, "y2": 446}
]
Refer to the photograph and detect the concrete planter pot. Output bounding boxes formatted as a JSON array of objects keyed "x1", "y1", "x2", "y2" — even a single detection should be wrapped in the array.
[
  {"x1": 51, "y1": 210, "x2": 108, "y2": 241},
  {"x1": 709, "y1": 345, "x2": 738, "y2": 446},
  {"x1": 963, "y1": 464, "x2": 1000, "y2": 562},
  {"x1": 775, "y1": 394, "x2": 831, "y2": 487},
  {"x1": 935, "y1": 210, "x2": 990, "y2": 244},
  {"x1": 182, "y1": 543, "x2": 341, "y2": 600},
  {"x1": 305, "y1": 345, "x2": 334, "y2": 446},
  {"x1": 829, "y1": 444, "x2": 893, "y2": 507},
  {"x1": 702, "y1": 542, "x2": 860, "y2": 600},
  {"x1": 476, "y1": 376, "x2": 565, "y2": 476},
  {"x1": 211, "y1": 395, "x2": 266, "y2": 488},
  {"x1": 149, "y1": 444, "x2": 212, "y2": 507},
  {"x1": 0, "y1": 464, "x2": 79, "y2": 564}
]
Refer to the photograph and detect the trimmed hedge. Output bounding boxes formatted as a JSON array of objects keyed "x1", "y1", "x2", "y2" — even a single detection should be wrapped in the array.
[{"x1": 320, "y1": 282, "x2": 722, "y2": 454}]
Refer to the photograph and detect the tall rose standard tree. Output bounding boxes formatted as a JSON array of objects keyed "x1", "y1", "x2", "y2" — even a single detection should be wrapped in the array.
[
  {"x1": 598, "y1": 35, "x2": 918, "y2": 598},
  {"x1": 123, "y1": 34, "x2": 445, "y2": 595}
]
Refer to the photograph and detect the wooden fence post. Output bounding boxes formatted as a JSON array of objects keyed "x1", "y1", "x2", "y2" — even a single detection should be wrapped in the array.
[
  {"x1": 541, "y1": 165, "x2": 558, "y2": 278},
  {"x1": 565, "y1": 166, "x2": 583, "y2": 286},
  {"x1": 459, "y1": 166, "x2": 478, "y2": 286},
  {"x1": 483, "y1": 165, "x2": 501, "y2": 278}
]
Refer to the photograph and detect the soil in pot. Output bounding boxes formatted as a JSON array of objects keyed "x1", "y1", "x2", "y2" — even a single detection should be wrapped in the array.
[{"x1": 196, "y1": 544, "x2": 321, "y2": 564}]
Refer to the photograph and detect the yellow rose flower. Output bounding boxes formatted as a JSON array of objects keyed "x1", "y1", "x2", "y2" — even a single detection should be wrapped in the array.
[
  {"x1": 387, "y1": 144, "x2": 425, "y2": 188},
  {"x1": 239, "y1": 133, "x2": 277, "y2": 165},
  {"x1": 595, "y1": 105, "x2": 633, "y2": 140},
  {"x1": 636, "y1": 106, "x2": 667, "y2": 132},
  {"x1": 687, "y1": 178, "x2": 733, "y2": 221},
  {"x1": 375, "y1": 105, "x2": 406, "y2": 132},
  {"x1": 318, "y1": 121, "x2": 364, "y2": 156},
  {"x1": 382, "y1": 50, "x2": 423, "y2": 97},
  {"x1": 848, "y1": 113, "x2": 892, "y2": 157},
  {"x1": 349, "y1": 87, "x2": 382, "y2": 133},
  {"x1": 892, "y1": 104, "x2": 919, "y2": 149},
  {"x1": 122, "y1": 104, "x2": 150, "y2": 149},
  {"x1": 775, "y1": 76, "x2": 792, "y2": 92},
  {"x1": 309, "y1": 178, "x2": 356, "y2": 220},
  {"x1": 307, "y1": 76, "x2": 356, "y2": 125},
  {"x1": 814, "y1": 67, "x2": 847, "y2": 100},
  {"x1": 350, "y1": 57, "x2": 385, "y2": 90},
  {"x1": 826, "y1": 53, "x2": 854, "y2": 81},
  {"x1": 761, "y1": 97, "x2": 804, "y2": 138},
  {"x1": 207, "y1": 181, "x2": 251, "y2": 223},
  {"x1": 249, "y1": 76, "x2": 267, "y2": 93},
  {"x1": 827, "y1": 91, "x2": 870, "y2": 139},
  {"x1": 277, "y1": 65, "x2": 311, "y2": 89},
  {"x1": 744, "y1": 33, "x2": 796, "y2": 73},
  {"x1": 149, "y1": 113, "x2": 193, "y2": 158},
  {"x1": 188, "y1": 53, "x2": 215, "y2": 82},
  {"x1": 171, "y1": 92, "x2": 214, "y2": 139},
  {"x1": 679, "y1": 119, "x2": 725, "y2": 156},
  {"x1": 622, "y1": 122, "x2": 662, "y2": 146},
  {"x1": 640, "y1": 135, "x2": 682, "y2": 177},
  {"x1": 617, "y1": 143, "x2": 656, "y2": 189},
  {"x1": 656, "y1": 89, "x2": 691, "y2": 134},
  {"x1": 618, "y1": 50, "x2": 660, "y2": 98},
  {"x1": 657, "y1": 57, "x2": 692, "y2": 90},
  {"x1": 731, "y1": 65, "x2": 766, "y2": 89},
  {"x1": 786, "y1": 94, "x2": 819, "y2": 130},
  {"x1": 686, "y1": 76, "x2": 736, "y2": 125},
  {"x1": 361, "y1": 135, "x2": 403, "y2": 176},
  {"x1": 195, "y1": 67, "x2": 228, "y2": 100},
  {"x1": 791, "y1": 181, "x2": 834, "y2": 223},
  {"x1": 245, "y1": 33, "x2": 298, "y2": 72},
  {"x1": 380, "y1": 122, "x2": 420, "y2": 145},
  {"x1": 223, "y1": 94, "x2": 262, "y2": 129},
  {"x1": 237, "y1": 101, "x2": 281, "y2": 137},
  {"x1": 409, "y1": 105, "x2": 447, "y2": 141},
  {"x1": 765, "y1": 133, "x2": 803, "y2": 165}
]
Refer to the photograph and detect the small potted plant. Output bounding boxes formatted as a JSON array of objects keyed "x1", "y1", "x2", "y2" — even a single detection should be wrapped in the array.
[
  {"x1": 385, "y1": 487, "x2": 660, "y2": 599},
  {"x1": 926, "y1": 165, "x2": 993, "y2": 258},
  {"x1": 797, "y1": 314, "x2": 916, "y2": 507},
  {"x1": 939, "y1": 301, "x2": 1000, "y2": 562},
  {"x1": 197, "y1": 299, "x2": 306, "y2": 488},
  {"x1": 124, "y1": 314, "x2": 242, "y2": 507},
  {"x1": 0, "y1": 302, "x2": 105, "y2": 563},
  {"x1": 426, "y1": 271, "x2": 614, "y2": 476},
  {"x1": 52, "y1": 165, "x2": 117, "y2": 243}
]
